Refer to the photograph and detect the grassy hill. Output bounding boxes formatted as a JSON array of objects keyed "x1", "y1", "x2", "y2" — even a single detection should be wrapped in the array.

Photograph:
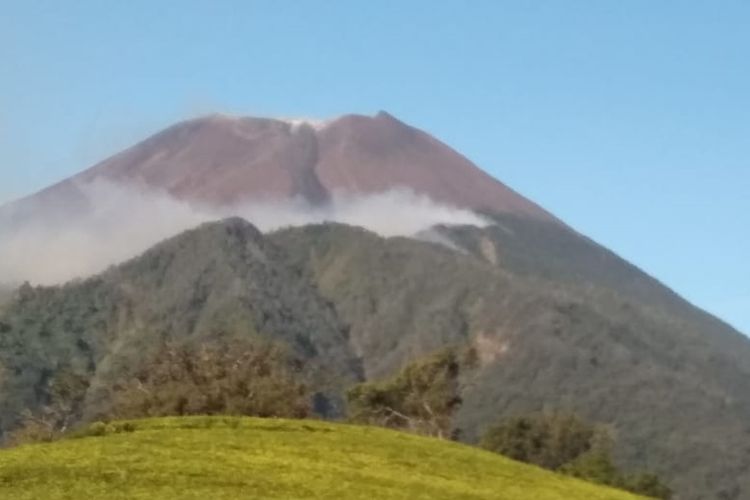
[{"x1": 0, "y1": 417, "x2": 643, "y2": 500}]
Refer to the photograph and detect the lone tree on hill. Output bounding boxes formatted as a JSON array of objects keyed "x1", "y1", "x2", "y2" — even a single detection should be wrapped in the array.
[{"x1": 346, "y1": 348, "x2": 471, "y2": 439}]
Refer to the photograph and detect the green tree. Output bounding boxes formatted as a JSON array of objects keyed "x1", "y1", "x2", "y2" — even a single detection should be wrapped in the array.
[
  {"x1": 347, "y1": 348, "x2": 466, "y2": 439},
  {"x1": 102, "y1": 339, "x2": 311, "y2": 420},
  {"x1": 480, "y1": 412, "x2": 606, "y2": 470},
  {"x1": 6, "y1": 365, "x2": 89, "y2": 446},
  {"x1": 481, "y1": 411, "x2": 671, "y2": 499}
]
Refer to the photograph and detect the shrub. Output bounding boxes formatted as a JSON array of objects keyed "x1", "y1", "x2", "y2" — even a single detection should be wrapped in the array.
[
  {"x1": 480, "y1": 412, "x2": 606, "y2": 471},
  {"x1": 621, "y1": 472, "x2": 672, "y2": 499},
  {"x1": 5, "y1": 366, "x2": 90, "y2": 446}
]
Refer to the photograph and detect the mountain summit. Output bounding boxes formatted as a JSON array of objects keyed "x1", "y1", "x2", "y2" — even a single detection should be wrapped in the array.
[{"x1": 11, "y1": 112, "x2": 555, "y2": 222}]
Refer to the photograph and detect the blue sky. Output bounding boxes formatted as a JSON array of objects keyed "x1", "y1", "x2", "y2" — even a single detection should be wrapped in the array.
[{"x1": 1, "y1": 1, "x2": 748, "y2": 333}]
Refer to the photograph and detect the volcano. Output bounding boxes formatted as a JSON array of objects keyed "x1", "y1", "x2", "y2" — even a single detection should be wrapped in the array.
[
  {"x1": 4, "y1": 111, "x2": 555, "y2": 223},
  {"x1": 2, "y1": 112, "x2": 750, "y2": 499}
]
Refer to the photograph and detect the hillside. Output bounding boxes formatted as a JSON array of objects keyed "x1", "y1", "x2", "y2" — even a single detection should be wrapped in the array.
[
  {"x1": 0, "y1": 416, "x2": 644, "y2": 500},
  {"x1": 0, "y1": 219, "x2": 360, "y2": 432},
  {"x1": 273, "y1": 222, "x2": 750, "y2": 499},
  {"x1": 2, "y1": 219, "x2": 750, "y2": 498}
]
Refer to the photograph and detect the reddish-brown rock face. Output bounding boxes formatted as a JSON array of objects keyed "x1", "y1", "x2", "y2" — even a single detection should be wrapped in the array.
[
  {"x1": 78, "y1": 115, "x2": 329, "y2": 206},
  {"x1": 4, "y1": 111, "x2": 556, "y2": 222},
  {"x1": 315, "y1": 112, "x2": 553, "y2": 220}
]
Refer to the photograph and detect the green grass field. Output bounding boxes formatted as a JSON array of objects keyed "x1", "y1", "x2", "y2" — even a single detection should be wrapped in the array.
[{"x1": 0, "y1": 417, "x2": 644, "y2": 499}]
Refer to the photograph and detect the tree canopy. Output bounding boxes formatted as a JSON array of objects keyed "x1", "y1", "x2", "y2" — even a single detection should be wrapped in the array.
[{"x1": 346, "y1": 348, "x2": 468, "y2": 439}]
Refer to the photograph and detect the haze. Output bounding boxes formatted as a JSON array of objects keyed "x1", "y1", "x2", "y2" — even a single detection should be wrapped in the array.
[{"x1": 0, "y1": 181, "x2": 487, "y2": 285}]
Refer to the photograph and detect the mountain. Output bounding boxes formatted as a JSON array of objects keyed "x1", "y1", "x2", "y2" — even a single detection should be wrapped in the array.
[
  {"x1": 273, "y1": 220, "x2": 750, "y2": 499},
  {"x1": 1, "y1": 112, "x2": 749, "y2": 498},
  {"x1": 1, "y1": 218, "x2": 749, "y2": 498},
  {"x1": 0, "y1": 219, "x2": 360, "y2": 430},
  {"x1": 0, "y1": 416, "x2": 643, "y2": 500},
  {"x1": 0, "y1": 112, "x2": 554, "y2": 224}
]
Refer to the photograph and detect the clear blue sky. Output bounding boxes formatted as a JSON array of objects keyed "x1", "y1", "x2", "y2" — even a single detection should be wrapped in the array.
[{"x1": 2, "y1": 1, "x2": 748, "y2": 333}]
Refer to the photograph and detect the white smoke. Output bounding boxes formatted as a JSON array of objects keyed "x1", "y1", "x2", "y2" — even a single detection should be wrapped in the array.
[
  {"x1": 277, "y1": 117, "x2": 334, "y2": 131},
  {"x1": 0, "y1": 181, "x2": 488, "y2": 286}
]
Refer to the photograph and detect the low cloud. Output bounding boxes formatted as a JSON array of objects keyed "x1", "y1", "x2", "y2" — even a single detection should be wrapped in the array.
[{"x1": 0, "y1": 181, "x2": 488, "y2": 286}]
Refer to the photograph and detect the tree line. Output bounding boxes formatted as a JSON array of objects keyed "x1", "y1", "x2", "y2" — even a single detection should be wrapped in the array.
[{"x1": 5, "y1": 339, "x2": 670, "y2": 498}]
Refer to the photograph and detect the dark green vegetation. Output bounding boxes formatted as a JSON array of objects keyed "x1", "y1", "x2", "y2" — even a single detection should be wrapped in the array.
[
  {"x1": 480, "y1": 413, "x2": 671, "y2": 499},
  {"x1": 0, "y1": 416, "x2": 645, "y2": 499},
  {"x1": 0, "y1": 285, "x2": 12, "y2": 313},
  {"x1": 1, "y1": 216, "x2": 749, "y2": 498},
  {"x1": 481, "y1": 412, "x2": 604, "y2": 471}
]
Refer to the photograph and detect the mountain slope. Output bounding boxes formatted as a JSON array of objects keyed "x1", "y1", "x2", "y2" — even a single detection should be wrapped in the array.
[
  {"x1": 270, "y1": 222, "x2": 750, "y2": 499},
  {"x1": 0, "y1": 218, "x2": 360, "y2": 432},
  {"x1": 2, "y1": 219, "x2": 750, "y2": 498},
  {"x1": 0, "y1": 416, "x2": 644, "y2": 500},
  {"x1": 314, "y1": 111, "x2": 554, "y2": 220}
]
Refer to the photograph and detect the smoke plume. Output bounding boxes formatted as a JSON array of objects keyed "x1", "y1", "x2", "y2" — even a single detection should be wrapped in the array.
[{"x1": 0, "y1": 181, "x2": 488, "y2": 286}]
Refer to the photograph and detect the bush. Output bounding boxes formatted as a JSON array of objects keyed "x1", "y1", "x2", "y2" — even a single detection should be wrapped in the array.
[
  {"x1": 561, "y1": 449, "x2": 621, "y2": 486},
  {"x1": 5, "y1": 409, "x2": 63, "y2": 446},
  {"x1": 621, "y1": 472, "x2": 672, "y2": 499},
  {"x1": 85, "y1": 421, "x2": 113, "y2": 437},
  {"x1": 72, "y1": 421, "x2": 136, "y2": 438},
  {"x1": 480, "y1": 412, "x2": 606, "y2": 471},
  {"x1": 5, "y1": 366, "x2": 90, "y2": 446},
  {"x1": 481, "y1": 412, "x2": 671, "y2": 499}
]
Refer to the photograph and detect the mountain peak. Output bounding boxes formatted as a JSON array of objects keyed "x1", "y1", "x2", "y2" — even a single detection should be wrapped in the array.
[
  {"x1": 374, "y1": 110, "x2": 401, "y2": 122},
  {"x1": 117, "y1": 217, "x2": 266, "y2": 275},
  {"x1": 6, "y1": 111, "x2": 559, "y2": 223}
]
